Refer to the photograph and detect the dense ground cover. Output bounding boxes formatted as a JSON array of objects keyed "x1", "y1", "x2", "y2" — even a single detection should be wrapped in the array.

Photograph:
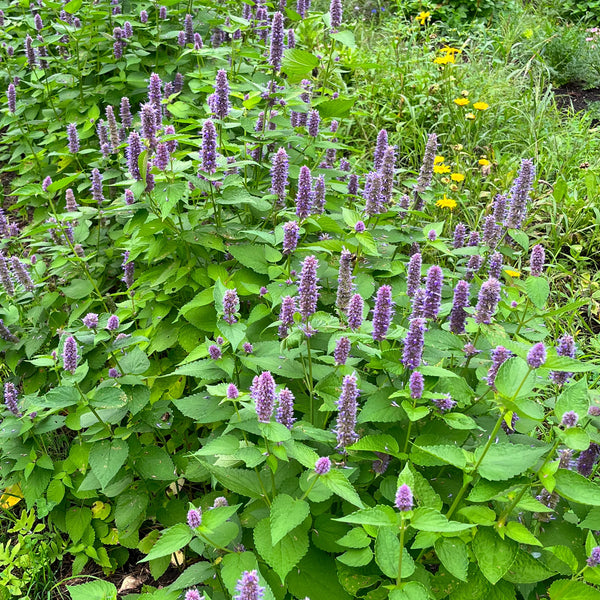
[{"x1": 2, "y1": 0, "x2": 600, "y2": 599}]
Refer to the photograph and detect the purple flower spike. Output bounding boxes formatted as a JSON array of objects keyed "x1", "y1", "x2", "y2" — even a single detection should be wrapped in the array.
[
  {"x1": 3, "y1": 382, "x2": 21, "y2": 417},
  {"x1": 587, "y1": 547, "x2": 600, "y2": 568},
  {"x1": 209, "y1": 69, "x2": 231, "y2": 119},
  {"x1": 527, "y1": 342, "x2": 546, "y2": 369},
  {"x1": 141, "y1": 103, "x2": 157, "y2": 148},
  {"x1": 577, "y1": 443, "x2": 600, "y2": 477},
  {"x1": 364, "y1": 171, "x2": 383, "y2": 216},
  {"x1": 140, "y1": 9, "x2": 148, "y2": 23},
  {"x1": 208, "y1": 344, "x2": 222, "y2": 360},
  {"x1": 312, "y1": 175, "x2": 326, "y2": 214},
  {"x1": 561, "y1": 410, "x2": 579, "y2": 428},
  {"x1": 278, "y1": 295, "x2": 296, "y2": 337},
  {"x1": 493, "y1": 193, "x2": 507, "y2": 224},
  {"x1": 505, "y1": 158, "x2": 535, "y2": 229},
  {"x1": 379, "y1": 145, "x2": 396, "y2": 206},
  {"x1": 122, "y1": 251, "x2": 134, "y2": 289},
  {"x1": 348, "y1": 174, "x2": 359, "y2": 196},
  {"x1": 222, "y1": 289, "x2": 240, "y2": 324},
  {"x1": 474, "y1": 278, "x2": 501, "y2": 324},
  {"x1": 276, "y1": 387, "x2": 296, "y2": 429},
  {"x1": 282, "y1": 221, "x2": 300, "y2": 255},
  {"x1": 415, "y1": 133, "x2": 437, "y2": 195},
  {"x1": 335, "y1": 372, "x2": 360, "y2": 450},
  {"x1": 127, "y1": 132, "x2": 143, "y2": 180},
  {"x1": 184, "y1": 13, "x2": 194, "y2": 43},
  {"x1": 334, "y1": 336, "x2": 351, "y2": 366},
  {"x1": 483, "y1": 215, "x2": 500, "y2": 247},
  {"x1": 406, "y1": 253, "x2": 422, "y2": 298},
  {"x1": 148, "y1": 72, "x2": 163, "y2": 122},
  {"x1": 271, "y1": 147, "x2": 289, "y2": 205},
  {"x1": 295, "y1": 165, "x2": 314, "y2": 219},
  {"x1": 432, "y1": 394, "x2": 456, "y2": 413},
  {"x1": 315, "y1": 456, "x2": 331, "y2": 475},
  {"x1": 530, "y1": 244, "x2": 545, "y2": 277},
  {"x1": 373, "y1": 129, "x2": 388, "y2": 170},
  {"x1": 336, "y1": 248, "x2": 356, "y2": 312},
  {"x1": 154, "y1": 143, "x2": 170, "y2": 171},
  {"x1": 252, "y1": 371, "x2": 276, "y2": 423},
  {"x1": 185, "y1": 590, "x2": 201, "y2": 600},
  {"x1": 187, "y1": 508, "x2": 202, "y2": 529},
  {"x1": 347, "y1": 293, "x2": 364, "y2": 331},
  {"x1": 66, "y1": 123, "x2": 79, "y2": 153},
  {"x1": 298, "y1": 255, "x2": 319, "y2": 321},
  {"x1": 486, "y1": 346, "x2": 512, "y2": 390},
  {"x1": 269, "y1": 12, "x2": 285, "y2": 70},
  {"x1": 65, "y1": 188, "x2": 78, "y2": 212},
  {"x1": 372, "y1": 285, "x2": 394, "y2": 342},
  {"x1": 402, "y1": 318, "x2": 427, "y2": 370},
  {"x1": 7, "y1": 83, "x2": 16, "y2": 114},
  {"x1": 488, "y1": 251, "x2": 503, "y2": 280},
  {"x1": 25, "y1": 34, "x2": 37, "y2": 68},
  {"x1": 0, "y1": 319, "x2": 19, "y2": 343},
  {"x1": 395, "y1": 484, "x2": 413, "y2": 511},
  {"x1": 10, "y1": 257, "x2": 35, "y2": 292},
  {"x1": 449, "y1": 280, "x2": 470, "y2": 334},
  {"x1": 107, "y1": 315, "x2": 120, "y2": 331},
  {"x1": 550, "y1": 334, "x2": 576, "y2": 386},
  {"x1": 234, "y1": 570, "x2": 265, "y2": 600},
  {"x1": 227, "y1": 384, "x2": 239, "y2": 399},
  {"x1": 108, "y1": 368, "x2": 120, "y2": 378},
  {"x1": 453, "y1": 223, "x2": 467, "y2": 249},
  {"x1": 307, "y1": 109, "x2": 320, "y2": 138},
  {"x1": 409, "y1": 371, "x2": 424, "y2": 399},
  {"x1": 106, "y1": 105, "x2": 120, "y2": 152},
  {"x1": 467, "y1": 231, "x2": 480, "y2": 247},
  {"x1": 330, "y1": 0, "x2": 343, "y2": 29},
  {"x1": 354, "y1": 219, "x2": 365, "y2": 232},
  {"x1": 42, "y1": 176, "x2": 52, "y2": 192},
  {"x1": 90, "y1": 168, "x2": 104, "y2": 205},
  {"x1": 63, "y1": 336, "x2": 79, "y2": 373},
  {"x1": 201, "y1": 119, "x2": 217, "y2": 174},
  {"x1": 423, "y1": 265, "x2": 443, "y2": 319}
]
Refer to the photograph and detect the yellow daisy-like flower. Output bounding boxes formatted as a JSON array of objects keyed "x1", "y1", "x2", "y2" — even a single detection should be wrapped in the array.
[
  {"x1": 434, "y1": 155, "x2": 445, "y2": 164},
  {"x1": 440, "y1": 46, "x2": 461, "y2": 55},
  {"x1": 451, "y1": 173, "x2": 465, "y2": 182},
  {"x1": 454, "y1": 98, "x2": 469, "y2": 106},
  {"x1": 478, "y1": 158, "x2": 491, "y2": 166},
  {"x1": 473, "y1": 101, "x2": 489, "y2": 110},
  {"x1": 416, "y1": 11, "x2": 431, "y2": 25},
  {"x1": 465, "y1": 112, "x2": 476, "y2": 120},
  {"x1": 433, "y1": 54, "x2": 455, "y2": 65},
  {"x1": 434, "y1": 164, "x2": 451, "y2": 174},
  {"x1": 436, "y1": 194, "x2": 457, "y2": 210},
  {"x1": 504, "y1": 269, "x2": 521, "y2": 278}
]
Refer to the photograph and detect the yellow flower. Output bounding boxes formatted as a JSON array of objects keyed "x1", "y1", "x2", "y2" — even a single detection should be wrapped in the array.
[
  {"x1": 465, "y1": 112, "x2": 476, "y2": 120},
  {"x1": 436, "y1": 194, "x2": 457, "y2": 210},
  {"x1": 434, "y1": 155, "x2": 445, "y2": 164},
  {"x1": 416, "y1": 11, "x2": 431, "y2": 24},
  {"x1": 440, "y1": 46, "x2": 461, "y2": 55},
  {"x1": 451, "y1": 173, "x2": 465, "y2": 182},
  {"x1": 434, "y1": 54, "x2": 455, "y2": 65},
  {"x1": 473, "y1": 101, "x2": 489, "y2": 110},
  {"x1": 478, "y1": 158, "x2": 491, "y2": 166},
  {"x1": 504, "y1": 269, "x2": 521, "y2": 278},
  {"x1": 454, "y1": 98, "x2": 469, "y2": 106},
  {"x1": 433, "y1": 164, "x2": 451, "y2": 174}
]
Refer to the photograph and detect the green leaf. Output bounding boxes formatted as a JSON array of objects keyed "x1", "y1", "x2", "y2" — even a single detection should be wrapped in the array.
[
  {"x1": 505, "y1": 521, "x2": 543, "y2": 546},
  {"x1": 435, "y1": 538, "x2": 468, "y2": 581},
  {"x1": 115, "y1": 490, "x2": 148, "y2": 536},
  {"x1": 316, "y1": 98, "x2": 355, "y2": 118},
  {"x1": 337, "y1": 547, "x2": 373, "y2": 567},
  {"x1": 321, "y1": 470, "x2": 364, "y2": 508},
  {"x1": 555, "y1": 469, "x2": 600, "y2": 505},
  {"x1": 44, "y1": 386, "x2": 80, "y2": 409},
  {"x1": 287, "y1": 549, "x2": 351, "y2": 600},
  {"x1": 504, "y1": 550, "x2": 556, "y2": 583},
  {"x1": 419, "y1": 365, "x2": 460, "y2": 378},
  {"x1": 441, "y1": 413, "x2": 478, "y2": 430},
  {"x1": 555, "y1": 379, "x2": 589, "y2": 421},
  {"x1": 525, "y1": 276, "x2": 550, "y2": 309},
  {"x1": 335, "y1": 505, "x2": 397, "y2": 527},
  {"x1": 89, "y1": 439, "x2": 129, "y2": 489},
  {"x1": 141, "y1": 524, "x2": 193, "y2": 562},
  {"x1": 217, "y1": 321, "x2": 248, "y2": 351},
  {"x1": 330, "y1": 30, "x2": 356, "y2": 47},
  {"x1": 495, "y1": 357, "x2": 537, "y2": 400},
  {"x1": 62, "y1": 0, "x2": 82, "y2": 12},
  {"x1": 61, "y1": 279, "x2": 94, "y2": 299},
  {"x1": 270, "y1": 494, "x2": 310, "y2": 545},
  {"x1": 548, "y1": 580, "x2": 600, "y2": 600},
  {"x1": 228, "y1": 245, "x2": 271, "y2": 274},
  {"x1": 412, "y1": 444, "x2": 467, "y2": 469},
  {"x1": 347, "y1": 434, "x2": 399, "y2": 454},
  {"x1": 173, "y1": 394, "x2": 234, "y2": 423},
  {"x1": 560, "y1": 427, "x2": 590, "y2": 451},
  {"x1": 65, "y1": 506, "x2": 92, "y2": 544},
  {"x1": 134, "y1": 447, "x2": 176, "y2": 481},
  {"x1": 168, "y1": 561, "x2": 214, "y2": 591},
  {"x1": 201, "y1": 462, "x2": 268, "y2": 499},
  {"x1": 282, "y1": 49, "x2": 319, "y2": 81},
  {"x1": 374, "y1": 526, "x2": 415, "y2": 578},
  {"x1": 410, "y1": 508, "x2": 475, "y2": 532},
  {"x1": 338, "y1": 528, "x2": 371, "y2": 548},
  {"x1": 119, "y1": 347, "x2": 150, "y2": 375},
  {"x1": 66, "y1": 580, "x2": 117, "y2": 600},
  {"x1": 254, "y1": 518, "x2": 309, "y2": 582},
  {"x1": 476, "y1": 443, "x2": 547, "y2": 481},
  {"x1": 401, "y1": 401, "x2": 430, "y2": 422},
  {"x1": 389, "y1": 582, "x2": 429, "y2": 600},
  {"x1": 544, "y1": 356, "x2": 599, "y2": 373},
  {"x1": 472, "y1": 528, "x2": 518, "y2": 584}
]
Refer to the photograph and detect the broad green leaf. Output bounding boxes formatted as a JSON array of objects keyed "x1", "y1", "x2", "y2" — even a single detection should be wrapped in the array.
[
  {"x1": 337, "y1": 528, "x2": 371, "y2": 548},
  {"x1": 525, "y1": 276, "x2": 550, "y2": 309},
  {"x1": 115, "y1": 490, "x2": 148, "y2": 536},
  {"x1": 504, "y1": 550, "x2": 556, "y2": 583},
  {"x1": 217, "y1": 321, "x2": 248, "y2": 351},
  {"x1": 253, "y1": 518, "x2": 309, "y2": 582},
  {"x1": 505, "y1": 521, "x2": 543, "y2": 546},
  {"x1": 401, "y1": 400, "x2": 430, "y2": 422},
  {"x1": 61, "y1": 279, "x2": 94, "y2": 299},
  {"x1": 65, "y1": 506, "x2": 92, "y2": 544},
  {"x1": 389, "y1": 582, "x2": 429, "y2": 600},
  {"x1": 140, "y1": 524, "x2": 193, "y2": 562},
  {"x1": 89, "y1": 439, "x2": 129, "y2": 489},
  {"x1": 472, "y1": 528, "x2": 518, "y2": 584},
  {"x1": 495, "y1": 357, "x2": 537, "y2": 400},
  {"x1": 173, "y1": 394, "x2": 234, "y2": 423},
  {"x1": 548, "y1": 580, "x2": 600, "y2": 600},
  {"x1": 434, "y1": 538, "x2": 469, "y2": 581},
  {"x1": 66, "y1": 580, "x2": 117, "y2": 600},
  {"x1": 44, "y1": 386, "x2": 80, "y2": 408},
  {"x1": 282, "y1": 49, "x2": 319, "y2": 81},
  {"x1": 476, "y1": 443, "x2": 547, "y2": 481},
  {"x1": 270, "y1": 494, "x2": 310, "y2": 545},
  {"x1": 348, "y1": 434, "x2": 399, "y2": 454},
  {"x1": 201, "y1": 462, "x2": 268, "y2": 499},
  {"x1": 374, "y1": 526, "x2": 414, "y2": 578},
  {"x1": 410, "y1": 508, "x2": 475, "y2": 532},
  {"x1": 412, "y1": 444, "x2": 467, "y2": 469},
  {"x1": 555, "y1": 379, "x2": 589, "y2": 420},
  {"x1": 337, "y1": 547, "x2": 373, "y2": 567},
  {"x1": 228, "y1": 245, "x2": 271, "y2": 274},
  {"x1": 119, "y1": 347, "x2": 150, "y2": 375},
  {"x1": 330, "y1": 30, "x2": 356, "y2": 48},
  {"x1": 287, "y1": 549, "x2": 351, "y2": 600},
  {"x1": 559, "y1": 427, "x2": 590, "y2": 451},
  {"x1": 442, "y1": 413, "x2": 478, "y2": 430},
  {"x1": 555, "y1": 469, "x2": 600, "y2": 505},
  {"x1": 335, "y1": 505, "x2": 397, "y2": 527},
  {"x1": 544, "y1": 356, "x2": 599, "y2": 373},
  {"x1": 321, "y1": 470, "x2": 364, "y2": 508},
  {"x1": 317, "y1": 98, "x2": 355, "y2": 118},
  {"x1": 134, "y1": 447, "x2": 176, "y2": 481}
]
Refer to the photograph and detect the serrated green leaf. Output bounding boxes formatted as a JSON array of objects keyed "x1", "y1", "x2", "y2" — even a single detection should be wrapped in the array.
[
  {"x1": 525, "y1": 276, "x2": 550, "y2": 309},
  {"x1": 410, "y1": 508, "x2": 475, "y2": 532},
  {"x1": 505, "y1": 521, "x2": 542, "y2": 546},
  {"x1": 435, "y1": 538, "x2": 468, "y2": 581},
  {"x1": 555, "y1": 469, "x2": 600, "y2": 505},
  {"x1": 66, "y1": 580, "x2": 117, "y2": 600},
  {"x1": 337, "y1": 547, "x2": 373, "y2": 567},
  {"x1": 548, "y1": 580, "x2": 600, "y2": 600},
  {"x1": 89, "y1": 439, "x2": 129, "y2": 489},
  {"x1": 374, "y1": 526, "x2": 414, "y2": 578},
  {"x1": 321, "y1": 470, "x2": 364, "y2": 508},
  {"x1": 140, "y1": 523, "x2": 193, "y2": 562},
  {"x1": 476, "y1": 443, "x2": 547, "y2": 481},
  {"x1": 270, "y1": 494, "x2": 310, "y2": 545},
  {"x1": 472, "y1": 528, "x2": 518, "y2": 584}
]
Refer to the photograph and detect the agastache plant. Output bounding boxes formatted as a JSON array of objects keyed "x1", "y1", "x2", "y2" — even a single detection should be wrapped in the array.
[
  {"x1": 336, "y1": 248, "x2": 356, "y2": 312},
  {"x1": 298, "y1": 255, "x2": 319, "y2": 321},
  {"x1": 372, "y1": 285, "x2": 393, "y2": 341},
  {"x1": 251, "y1": 371, "x2": 276, "y2": 423},
  {"x1": 335, "y1": 372, "x2": 360, "y2": 450}
]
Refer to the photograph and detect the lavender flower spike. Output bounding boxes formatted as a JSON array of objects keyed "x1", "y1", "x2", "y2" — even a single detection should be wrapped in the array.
[
  {"x1": 270, "y1": 147, "x2": 289, "y2": 205},
  {"x1": 278, "y1": 295, "x2": 296, "y2": 337},
  {"x1": 295, "y1": 165, "x2": 313, "y2": 219},
  {"x1": 276, "y1": 388, "x2": 296, "y2": 429},
  {"x1": 372, "y1": 285, "x2": 394, "y2": 342},
  {"x1": 312, "y1": 175, "x2": 326, "y2": 214},
  {"x1": 91, "y1": 168, "x2": 104, "y2": 205},
  {"x1": 187, "y1": 508, "x2": 202, "y2": 528},
  {"x1": 127, "y1": 132, "x2": 142, "y2": 180},
  {"x1": 336, "y1": 248, "x2": 356, "y2": 312},
  {"x1": 410, "y1": 287, "x2": 426, "y2": 319},
  {"x1": 0, "y1": 252, "x2": 15, "y2": 296},
  {"x1": 449, "y1": 280, "x2": 470, "y2": 334},
  {"x1": 527, "y1": 342, "x2": 547, "y2": 369},
  {"x1": 488, "y1": 251, "x2": 503, "y2": 280},
  {"x1": 298, "y1": 255, "x2": 319, "y2": 321},
  {"x1": 415, "y1": 133, "x2": 437, "y2": 194},
  {"x1": 334, "y1": 336, "x2": 351, "y2": 366},
  {"x1": 269, "y1": 12, "x2": 285, "y2": 70},
  {"x1": 505, "y1": 158, "x2": 535, "y2": 229},
  {"x1": 63, "y1": 336, "x2": 79, "y2": 373},
  {"x1": 307, "y1": 109, "x2": 320, "y2": 137},
  {"x1": 0, "y1": 319, "x2": 19, "y2": 343},
  {"x1": 252, "y1": 371, "x2": 276, "y2": 423},
  {"x1": 201, "y1": 119, "x2": 217, "y2": 174},
  {"x1": 530, "y1": 244, "x2": 545, "y2": 277},
  {"x1": 314, "y1": 456, "x2": 331, "y2": 475},
  {"x1": 577, "y1": 443, "x2": 600, "y2": 477},
  {"x1": 7, "y1": 83, "x2": 16, "y2": 114},
  {"x1": 409, "y1": 371, "x2": 424, "y2": 399},
  {"x1": 282, "y1": 221, "x2": 300, "y2": 255},
  {"x1": 395, "y1": 484, "x2": 413, "y2": 511},
  {"x1": 406, "y1": 252, "x2": 422, "y2": 298},
  {"x1": 364, "y1": 171, "x2": 383, "y2": 216},
  {"x1": 209, "y1": 69, "x2": 231, "y2": 120},
  {"x1": 423, "y1": 265, "x2": 443, "y2": 319},
  {"x1": 222, "y1": 288, "x2": 240, "y2": 324},
  {"x1": 402, "y1": 318, "x2": 427, "y2": 370},
  {"x1": 330, "y1": 0, "x2": 343, "y2": 30},
  {"x1": 335, "y1": 372, "x2": 360, "y2": 450},
  {"x1": 67, "y1": 123, "x2": 79, "y2": 153},
  {"x1": 587, "y1": 547, "x2": 600, "y2": 568},
  {"x1": 347, "y1": 293, "x2": 364, "y2": 331},
  {"x1": 549, "y1": 334, "x2": 576, "y2": 386},
  {"x1": 234, "y1": 570, "x2": 265, "y2": 600},
  {"x1": 453, "y1": 223, "x2": 467, "y2": 249},
  {"x1": 11, "y1": 257, "x2": 35, "y2": 291},
  {"x1": 373, "y1": 129, "x2": 388, "y2": 170},
  {"x1": 3, "y1": 382, "x2": 21, "y2": 417},
  {"x1": 474, "y1": 278, "x2": 501, "y2": 325},
  {"x1": 122, "y1": 251, "x2": 134, "y2": 289},
  {"x1": 140, "y1": 103, "x2": 157, "y2": 148}
]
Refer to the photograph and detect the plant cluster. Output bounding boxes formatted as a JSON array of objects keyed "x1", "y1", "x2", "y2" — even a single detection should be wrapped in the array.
[{"x1": 1, "y1": 0, "x2": 600, "y2": 600}]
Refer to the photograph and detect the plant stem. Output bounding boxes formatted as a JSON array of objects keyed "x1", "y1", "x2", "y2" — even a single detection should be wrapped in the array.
[{"x1": 397, "y1": 515, "x2": 407, "y2": 587}]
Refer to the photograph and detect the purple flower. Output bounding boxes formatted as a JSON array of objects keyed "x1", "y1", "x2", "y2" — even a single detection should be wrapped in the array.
[
  {"x1": 486, "y1": 346, "x2": 512, "y2": 390},
  {"x1": 234, "y1": 570, "x2": 265, "y2": 600},
  {"x1": 527, "y1": 342, "x2": 546, "y2": 369},
  {"x1": 0, "y1": 319, "x2": 19, "y2": 343},
  {"x1": 432, "y1": 394, "x2": 456, "y2": 413},
  {"x1": 466, "y1": 254, "x2": 484, "y2": 281},
  {"x1": 587, "y1": 547, "x2": 600, "y2": 568},
  {"x1": 65, "y1": 188, "x2": 78, "y2": 212},
  {"x1": 561, "y1": 410, "x2": 579, "y2": 428},
  {"x1": 347, "y1": 293, "x2": 364, "y2": 331},
  {"x1": 212, "y1": 496, "x2": 228, "y2": 508},
  {"x1": 126, "y1": 132, "x2": 142, "y2": 180},
  {"x1": 577, "y1": 444, "x2": 599, "y2": 477},
  {"x1": 282, "y1": 221, "x2": 300, "y2": 255},
  {"x1": 178, "y1": 31, "x2": 186, "y2": 47},
  {"x1": 201, "y1": 119, "x2": 218, "y2": 174},
  {"x1": 148, "y1": 72, "x2": 162, "y2": 120},
  {"x1": 105, "y1": 105, "x2": 120, "y2": 152},
  {"x1": 449, "y1": 280, "x2": 470, "y2": 334},
  {"x1": 406, "y1": 253, "x2": 422, "y2": 298},
  {"x1": 402, "y1": 318, "x2": 426, "y2": 370},
  {"x1": 315, "y1": 456, "x2": 331, "y2": 475},
  {"x1": 271, "y1": 147, "x2": 289, "y2": 205},
  {"x1": 530, "y1": 244, "x2": 545, "y2": 277},
  {"x1": 395, "y1": 484, "x2": 413, "y2": 511},
  {"x1": 474, "y1": 278, "x2": 501, "y2": 324},
  {"x1": 194, "y1": 33, "x2": 203, "y2": 49},
  {"x1": 373, "y1": 452, "x2": 391, "y2": 474},
  {"x1": 3, "y1": 382, "x2": 21, "y2": 417},
  {"x1": 348, "y1": 174, "x2": 359, "y2": 196},
  {"x1": 379, "y1": 145, "x2": 396, "y2": 206},
  {"x1": 493, "y1": 193, "x2": 507, "y2": 224},
  {"x1": 364, "y1": 171, "x2": 383, "y2": 216},
  {"x1": 42, "y1": 176, "x2": 52, "y2": 192},
  {"x1": 140, "y1": 9, "x2": 148, "y2": 22},
  {"x1": 227, "y1": 384, "x2": 239, "y2": 399},
  {"x1": 122, "y1": 251, "x2": 134, "y2": 289},
  {"x1": 298, "y1": 255, "x2": 319, "y2": 321},
  {"x1": 269, "y1": 12, "x2": 284, "y2": 70},
  {"x1": 488, "y1": 251, "x2": 503, "y2": 280},
  {"x1": 336, "y1": 248, "x2": 356, "y2": 312},
  {"x1": 223, "y1": 289, "x2": 239, "y2": 324},
  {"x1": 295, "y1": 166, "x2": 314, "y2": 219},
  {"x1": 409, "y1": 287, "x2": 426, "y2": 320},
  {"x1": 184, "y1": 13, "x2": 194, "y2": 43},
  {"x1": 550, "y1": 334, "x2": 576, "y2": 386},
  {"x1": 141, "y1": 103, "x2": 157, "y2": 148},
  {"x1": 330, "y1": 0, "x2": 343, "y2": 28},
  {"x1": 483, "y1": 215, "x2": 500, "y2": 247},
  {"x1": 409, "y1": 371, "x2": 424, "y2": 399},
  {"x1": 373, "y1": 129, "x2": 388, "y2": 170},
  {"x1": 154, "y1": 143, "x2": 170, "y2": 171},
  {"x1": 278, "y1": 295, "x2": 296, "y2": 337},
  {"x1": 185, "y1": 590, "x2": 201, "y2": 600},
  {"x1": 453, "y1": 223, "x2": 467, "y2": 249},
  {"x1": 312, "y1": 175, "x2": 326, "y2": 214},
  {"x1": 427, "y1": 229, "x2": 437, "y2": 241},
  {"x1": 107, "y1": 315, "x2": 120, "y2": 331},
  {"x1": 209, "y1": 344, "x2": 222, "y2": 360},
  {"x1": 209, "y1": 69, "x2": 231, "y2": 119},
  {"x1": 334, "y1": 336, "x2": 351, "y2": 366},
  {"x1": 423, "y1": 265, "x2": 443, "y2": 319},
  {"x1": 252, "y1": 371, "x2": 276, "y2": 423},
  {"x1": 124, "y1": 21, "x2": 133, "y2": 37},
  {"x1": 467, "y1": 231, "x2": 480, "y2": 247},
  {"x1": 25, "y1": 34, "x2": 37, "y2": 68},
  {"x1": 588, "y1": 406, "x2": 600, "y2": 416},
  {"x1": 83, "y1": 313, "x2": 99, "y2": 329},
  {"x1": 307, "y1": 109, "x2": 320, "y2": 138},
  {"x1": 276, "y1": 387, "x2": 295, "y2": 429},
  {"x1": 10, "y1": 257, "x2": 35, "y2": 291},
  {"x1": 63, "y1": 336, "x2": 78, "y2": 373},
  {"x1": 372, "y1": 284, "x2": 394, "y2": 342},
  {"x1": 505, "y1": 158, "x2": 535, "y2": 229},
  {"x1": 6, "y1": 83, "x2": 16, "y2": 114},
  {"x1": 187, "y1": 508, "x2": 202, "y2": 529},
  {"x1": 108, "y1": 368, "x2": 120, "y2": 378},
  {"x1": 354, "y1": 220, "x2": 365, "y2": 232},
  {"x1": 287, "y1": 28, "x2": 296, "y2": 48},
  {"x1": 335, "y1": 372, "x2": 360, "y2": 450},
  {"x1": 90, "y1": 168, "x2": 104, "y2": 205},
  {"x1": 414, "y1": 133, "x2": 437, "y2": 195}
]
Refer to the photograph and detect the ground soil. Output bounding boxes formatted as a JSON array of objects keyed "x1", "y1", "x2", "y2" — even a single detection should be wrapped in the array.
[{"x1": 555, "y1": 82, "x2": 600, "y2": 124}]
